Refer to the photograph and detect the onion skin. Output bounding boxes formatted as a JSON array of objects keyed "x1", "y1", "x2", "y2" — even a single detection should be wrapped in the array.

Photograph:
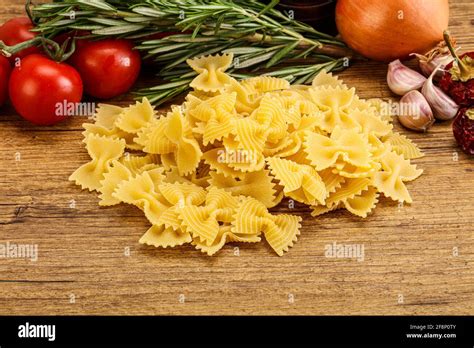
[{"x1": 335, "y1": 0, "x2": 449, "y2": 62}]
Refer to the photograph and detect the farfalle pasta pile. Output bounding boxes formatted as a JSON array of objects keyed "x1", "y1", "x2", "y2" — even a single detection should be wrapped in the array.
[{"x1": 70, "y1": 53, "x2": 424, "y2": 256}]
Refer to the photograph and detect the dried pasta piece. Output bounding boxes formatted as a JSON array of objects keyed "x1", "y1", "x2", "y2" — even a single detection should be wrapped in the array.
[
  {"x1": 343, "y1": 186, "x2": 379, "y2": 218},
  {"x1": 347, "y1": 95, "x2": 374, "y2": 112},
  {"x1": 155, "y1": 182, "x2": 207, "y2": 230},
  {"x1": 160, "y1": 152, "x2": 177, "y2": 171},
  {"x1": 83, "y1": 105, "x2": 136, "y2": 148},
  {"x1": 384, "y1": 132, "x2": 424, "y2": 159},
  {"x1": 82, "y1": 123, "x2": 139, "y2": 151},
  {"x1": 265, "y1": 214, "x2": 302, "y2": 256},
  {"x1": 241, "y1": 76, "x2": 290, "y2": 94},
  {"x1": 189, "y1": 92, "x2": 237, "y2": 145},
  {"x1": 225, "y1": 150, "x2": 265, "y2": 173},
  {"x1": 144, "y1": 166, "x2": 166, "y2": 187},
  {"x1": 368, "y1": 133, "x2": 391, "y2": 161},
  {"x1": 350, "y1": 109, "x2": 393, "y2": 137},
  {"x1": 202, "y1": 148, "x2": 247, "y2": 179},
  {"x1": 294, "y1": 113, "x2": 324, "y2": 134},
  {"x1": 159, "y1": 182, "x2": 207, "y2": 207},
  {"x1": 233, "y1": 117, "x2": 268, "y2": 153},
  {"x1": 180, "y1": 187, "x2": 239, "y2": 246},
  {"x1": 139, "y1": 225, "x2": 192, "y2": 248},
  {"x1": 83, "y1": 104, "x2": 142, "y2": 150},
  {"x1": 285, "y1": 146, "x2": 312, "y2": 165},
  {"x1": 192, "y1": 225, "x2": 261, "y2": 256},
  {"x1": 333, "y1": 160, "x2": 380, "y2": 179},
  {"x1": 270, "y1": 93, "x2": 320, "y2": 130},
  {"x1": 269, "y1": 134, "x2": 303, "y2": 158},
  {"x1": 272, "y1": 189, "x2": 285, "y2": 207},
  {"x1": 164, "y1": 107, "x2": 202, "y2": 175},
  {"x1": 367, "y1": 98, "x2": 393, "y2": 122},
  {"x1": 69, "y1": 134, "x2": 126, "y2": 191},
  {"x1": 163, "y1": 166, "x2": 194, "y2": 185},
  {"x1": 93, "y1": 104, "x2": 124, "y2": 127},
  {"x1": 224, "y1": 78, "x2": 260, "y2": 114},
  {"x1": 113, "y1": 171, "x2": 169, "y2": 225},
  {"x1": 304, "y1": 126, "x2": 372, "y2": 171},
  {"x1": 332, "y1": 133, "x2": 384, "y2": 177},
  {"x1": 312, "y1": 70, "x2": 346, "y2": 88},
  {"x1": 318, "y1": 168, "x2": 346, "y2": 195},
  {"x1": 215, "y1": 141, "x2": 264, "y2": 176},
  {"x1": 116, "y1": 98, "x2": 156, "y2": 134},
  {"x1": 134, "y1": 117, "x2": 174, "y2": 155},
  {"x1": 187, "y1": 53, "x2": 234, "y2": 92},
  {"x1": 156, "y1": 206, "x2": 186, "y2": 230},
  {"x1": 187, "y1": 90, "x2": 217, "y2": 102},
  {"x1": 267, "y1": 157, "x2": 326, "y2": 205},
  {"x1": 262, "y1": 136, "x2": 295, "y2": 157},
  {"x1": 162, "y1": 165, "x2": 210, "y2": 189},
  {"x1": 120, "y1": 154, "x2": 160, "y2": 174},
  {"x1": 309, "y1": 86, "x2": 359, "y2": 132},
  {"x1": 311, "y1": 203, "x2": 341, "y2": 217},
  {"x1": 184, "y1": 94, "x2": 205, "y2": 127},
  {"x1": 98, "y1": 160, "x2": 132, "y2": 206},
  {"x1": 251, "y1": 94, "x2": 287, "y2": 142},
  {"x1": 289, "y1": 84, "x2": 312, "y2": 100},
  {"x1": 232, "y1": 197, "x2": 301, "y2": 256},
  {"x1": 373, "y1": 151, "x2": 423, "y2": 203},
  {"x1": 209, "y1": 170, "x2": 278, "y2": 208},
  {"x1": 325, "y1": 178, "x2": 372, "y2": 207}
]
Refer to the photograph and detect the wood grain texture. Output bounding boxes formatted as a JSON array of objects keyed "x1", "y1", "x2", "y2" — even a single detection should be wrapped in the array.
[{"x1": 0, "y1": 0, "x2": 473, "y2": 315}]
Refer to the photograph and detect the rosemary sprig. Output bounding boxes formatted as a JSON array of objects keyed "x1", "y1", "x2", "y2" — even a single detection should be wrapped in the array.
[
  {"x1": 136, "y1": 57, "x2": 348, "y2": 105},
  {"x1": 29, "y1": 0, "x2": 351, "y2": 106}
]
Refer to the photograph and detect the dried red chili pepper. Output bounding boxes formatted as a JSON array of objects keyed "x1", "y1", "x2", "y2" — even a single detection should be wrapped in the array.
[
  {"x1": 439, "y1": 31, "x2": 474, "y2": 106},
  {"x1": 452, "y1": 107, "x2": 474, "y2": 155}
]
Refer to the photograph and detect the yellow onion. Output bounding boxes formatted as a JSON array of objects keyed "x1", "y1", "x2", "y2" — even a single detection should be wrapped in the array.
[{"x1": 335, "y1": 0, "x2": 449, "y2": 62}]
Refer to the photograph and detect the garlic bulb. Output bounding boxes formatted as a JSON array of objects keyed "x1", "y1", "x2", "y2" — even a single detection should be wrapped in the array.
[
  {"x1": 411, "y1": 41, "x2": 454, "y2": 80},
  {"x1": 421, "y1": 66, "x2": 459, "y2": 120},
  {"x1": 387, "y1": 59, "x2": 426, "y2": 96},
  {"x1": 398, "y1": 90, "x2": 435, "y2": 132},
  {"x1": 414, "y1": 53, "x2": 453, "y2": 80}
]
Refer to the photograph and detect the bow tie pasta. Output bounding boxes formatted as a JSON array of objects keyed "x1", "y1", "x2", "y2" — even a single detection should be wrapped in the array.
[{"x1": 70, "y1": 53, "x2": 423, "y2": 256}]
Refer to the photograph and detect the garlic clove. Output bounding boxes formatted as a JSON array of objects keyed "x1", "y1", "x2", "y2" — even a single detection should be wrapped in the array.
[
  {"x1": 421, "y1": 65, "x2": 459, "y2": 120},
  {"x1": 398, "y1": 90, "x2": 435, "y2": 132},
  {"x1": 387, "y1": 59, "x2": 426, "y2": 96}
]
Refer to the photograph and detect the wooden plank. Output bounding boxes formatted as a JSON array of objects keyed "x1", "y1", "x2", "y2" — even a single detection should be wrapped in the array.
[{"x1": 0, "y1": 0, "x2": 473, "y2": 315}]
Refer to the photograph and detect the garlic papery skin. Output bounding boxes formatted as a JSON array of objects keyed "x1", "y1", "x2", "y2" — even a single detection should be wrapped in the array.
[
  {"x1": 414, "y1": 53, "x2": 453, "y2": 80},
  {"x1": 421, "y1": 66, "x2": 459, "y2": 120},
  {"x1": 411, "y1": 41, "x2": 454, "y2": 80},
  {"x1": 387, "y1": 59, "x2": 426, "y2": 96},
  {"x1": 398, "y1": 90, "x2": 435, "y2": 132}
]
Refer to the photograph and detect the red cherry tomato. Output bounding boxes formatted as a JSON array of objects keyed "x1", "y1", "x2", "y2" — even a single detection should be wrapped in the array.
[
  {"x1": 9, "y1": 54, "x2": 83, "y2": 126},
  {"x1": 69, "y1": 39, "x2": 141, "y2": 99},
  {"x1": 0, "y1": 17, "x2": 40, "y2": 63},
  {"x1": 0, "y1": 55, "x2": 11, "y2": 106}
]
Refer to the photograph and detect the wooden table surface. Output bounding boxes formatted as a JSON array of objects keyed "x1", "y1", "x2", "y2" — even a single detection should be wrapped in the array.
[{"x1": 0, "y1": 0, "x2": 473, "y2": 315}]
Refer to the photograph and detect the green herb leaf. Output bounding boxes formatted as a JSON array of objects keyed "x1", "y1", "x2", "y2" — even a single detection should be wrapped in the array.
[
  {"x1": 76, "y1": 0, "x2": 116, "y2": 11},
  {"x1": 92, "y1": 24, "x2": 146, "y2": 35},
  {"x1": 265, "y1": 40, "x2": 300, "y2": 68}
]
